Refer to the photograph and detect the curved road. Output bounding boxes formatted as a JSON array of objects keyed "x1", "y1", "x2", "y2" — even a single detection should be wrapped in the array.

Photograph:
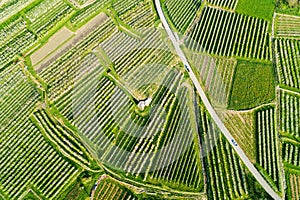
[{"x1": 154, "y1": 0, "x2": 281, "y2": 199}]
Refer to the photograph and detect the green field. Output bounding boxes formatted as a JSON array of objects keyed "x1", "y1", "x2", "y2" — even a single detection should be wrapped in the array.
[
  {"x1": 236, "y1": 0, "x2": 275, "y2": 22},
  {"x1": 229, "y1": 60, "x2": 275, "y2": 110}
]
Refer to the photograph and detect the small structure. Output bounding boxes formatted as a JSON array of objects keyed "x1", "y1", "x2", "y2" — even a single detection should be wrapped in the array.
[{"x1": 137, "y1": 97, "x2": 152, "y2": 110}]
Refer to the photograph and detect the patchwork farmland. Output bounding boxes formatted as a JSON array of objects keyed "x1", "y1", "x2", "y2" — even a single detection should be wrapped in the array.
[{"x1": 0, "y1": 0, "x2": 299, "y2": 199}]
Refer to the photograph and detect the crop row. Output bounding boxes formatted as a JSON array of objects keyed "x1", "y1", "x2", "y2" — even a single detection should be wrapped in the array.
[
  {"x1": 222, "y1": 110, "x2": 256, "y2": 161},
  {"x1": 256, "y1": 107, "x2": 281, "y2": 188},
  {"x1": 0, "y1": 120, "x2": 79, "y2": 199},
  {"x1": 275, "y1": 13, "x2": 300, "y2": 37},
  {"x1": 285, "y1": 170, "x2": 300, "y2": 200},
  {"x1": 109, "y1": 29, "x2": 172, "y2": 76},
  {"x1": 0, "y1": 64, "x2": 79, "y2": 199},
  {"x1": 148, "y1": 85, "x2": 203, "y2": 191},
  {"x1": 69, "y1": 0, "x2": 110, "y2": 29},
  {"x1": 0, "y1": 17, "x2": 27, "y2": 46},
  {"x1": 0, "y1": 0, "x2": 36, "y2": 24},
  {"x1": 40, "y1": 17, "x2": 115, "y2": 101},
  {"x1": 112, "y1": 0, "x2": 143, "y2": 15},
  {"x1": 0, "y1": 17, "x2": 37, "y2": 69},
  {"x1": 186, "y1": 6, "x2": 270, "y2": 60},
  {"x1": 189, "y1": 54, "x2": 236, "y2": 106},
  {"x1": 94, "y1": 177, "x2": 137, "y2": 200},
  {"x1": 200, "y1": 106, "x2": 249, "y2": 199},
  {"x1": 54, "y1": 53, "x2": 105, "y2": 120},
  {"x1": 207, "y1": 0, "x2": 238, "y2": 9},
  {"x1": 25, "y1": 0, "x2": 74, "y2": 36},
  {"x1": 0, "y1": 64, "x2": 39, "y2": 132},
  {"x1": 283, "y1": 142, "x2": 300, "y2": 168},
  {"x1": 164, "y1": 0, "x2": 201, "y2": 33},
  {"x1": 103, "y1": 70, "x2": 182, "y2": 171},
  {"x1": 278, "y1": 89, "x2": 300, "y2": 137},
  {"x1": 101, "y1": 29, "x2": 174, "y2": 95},
  {"x1": 120, "y1": 1, "x2": 156, "y2": 29},
  {"x1": 274, "y1": 38, "x2": 300, "y2": 90},
  {"x1": 33, "y1": 108, "x2": 96, "y2": 169}
]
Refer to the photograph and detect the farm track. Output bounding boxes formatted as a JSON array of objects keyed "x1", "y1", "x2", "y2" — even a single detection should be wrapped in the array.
[{"x1": 155, "y1": 0, "x2": 282, "y2": 199}]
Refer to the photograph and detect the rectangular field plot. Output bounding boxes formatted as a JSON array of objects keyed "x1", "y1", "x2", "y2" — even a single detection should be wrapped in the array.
[
  {"x1": 199, "y1": 106, "x2": 254, "y2": 199},
  {"x1": 30, "y1": 27, "x2": 73, "y2": 66},
  {"x1": 188, "y1": 54, "x2": 236, "y2": 106},
  {"x1": 222, "y1": 110, "x2": 256, "y2": 162},
  {"x1": 39, "y1": 17, "x2": 115, "y2": 102},
  {"x1": 275, "y1": 13, "x2": 300, "y2": 37},
  {"x1": 278, "y1": 89, "x2": 300, "y2": 137},
  {"x1": 119, "y1": 0, "x2": 156, "y2": 29},
  {"x1": 164, "y1": 0, "x2": 201, "y2": 33},
  {"x1": 186, "y1": 6, "x2": 271, "y2": 60},
  {"x1": 274, "y1": 38, "x2": 300, "y2": 90},
  {"x1": 0, "y1": 120, "x2": 80, "y2": 199},
  {"x1": 285, "y1": 170, "x2": 300, "y2": 200},
  {"x1": 24, "y1": 0, "x2": 74, "y2": 37},
  {"x1": 256, "y1": 107, "x2": 282, "y2": 190},
  {"x1": 207, "y1": 0, "x2": 238, "y2": 10},
  {"x1": 0, "y1": 17, "x2": 37, "y2": 69},
  {"x1": 0, "y1": 0, "x2": 36, "y2": 24}
]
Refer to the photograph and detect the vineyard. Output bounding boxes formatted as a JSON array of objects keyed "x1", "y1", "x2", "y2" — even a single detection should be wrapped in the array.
[
  {"x1": 199, "y1": 105, "x2": 260, "y2": 199},
  {"x1": 186, "y1": 6, "x2": 271, "y2": 60},
  {"x1": 0, "y1": 17, "x2": 37, "y2": 69},
  {"x1": 278, "y1": 89, "x2": 300, "y2": 137},
  {"x1": 285, "y1": 169, "x2": 300, "y2": 200},
  {"x1": 188, "y1": 53, "x2": 236, "y2": 106},
  {"x1": 40, "y1": 17, "x2": 115, "y2": 101},
  {"x1": 256, "y1": 106, "x2": 282, "y2": 190},
  {"x1": 275, "y1": 13, "x2": 300, "y2": 37},
  {"x1": 24, "y1": 0, "x2": 74, "y2": 37},
  {"x1": 2, "y1": 0, "x2": 300, "y2": 199},
  {"x1": 69, "y1": 0, "x2": 110, "y2": 29},
  {"x1": 119, "y1": 0, "x2": 156, "y2": 29},
  {"x1": 164, "y1": 0, "x2": 201, "y2": 34},
  {"x1": 93, "y1": 176, "x2": 137, "y2": 200},
  {"x1": 274, "y1": 38, "x2": 300, "y2": 90},
  {"x1": 0, "y1": 63, "x2": 80, "y2": 199},
  {"x1": 222, "y1": 110, "x2": 256, "y2": 161},
  {"x1": 207, "y1": 0, "x2": 238, "y2": 10}
]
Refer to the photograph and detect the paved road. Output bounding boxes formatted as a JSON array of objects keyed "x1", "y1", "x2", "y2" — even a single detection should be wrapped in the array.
[{"x1": 154, "y1": 0, "x2": 281, "y2": 199}]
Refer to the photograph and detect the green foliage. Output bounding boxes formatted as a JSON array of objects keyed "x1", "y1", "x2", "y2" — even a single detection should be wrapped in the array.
[
  {"x1": 236, "y1": 0, "x2": 275, "y2": 22},
  {"x1": 276, "y1": 0, "x2": 300, "y2": 16},
  {"x1": 62, "y1": 171, "x2": 103, "y2": 200},
  {"x1": 229, "y1": 60, "x2": 275, "y2": 110}
]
